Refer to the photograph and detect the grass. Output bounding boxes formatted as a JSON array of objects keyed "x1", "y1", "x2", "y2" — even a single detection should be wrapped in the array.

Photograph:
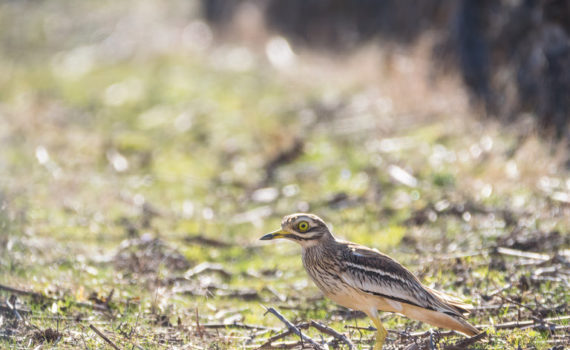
[{"x1": 0, "y1": 1, "x2": 569, "y2": 349}]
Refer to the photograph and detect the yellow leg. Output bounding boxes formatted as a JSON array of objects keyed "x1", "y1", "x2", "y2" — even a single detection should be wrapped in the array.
[{"x1": 368, "y1": 311, "x2": 387, "y2": 350}]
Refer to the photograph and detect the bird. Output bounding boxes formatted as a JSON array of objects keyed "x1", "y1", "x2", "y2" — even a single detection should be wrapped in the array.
[{"x1": 260, "y1": 213, "x2": 479, "y2": 349}]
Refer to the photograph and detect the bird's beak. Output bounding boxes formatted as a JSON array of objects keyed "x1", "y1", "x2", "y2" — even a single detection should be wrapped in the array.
[{"x1": 260, "y1": 228, "x2": 289, "y2": 240}]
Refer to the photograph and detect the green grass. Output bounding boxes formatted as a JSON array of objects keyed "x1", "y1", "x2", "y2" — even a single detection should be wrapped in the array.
[{"x1": 0, "y1": 1, "x2": 569, "y2": 349}]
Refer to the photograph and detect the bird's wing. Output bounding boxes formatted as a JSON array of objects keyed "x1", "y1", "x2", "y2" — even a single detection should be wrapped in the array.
[{"x1": 338, "y1": 243, "x2": 464, "y2": 317}]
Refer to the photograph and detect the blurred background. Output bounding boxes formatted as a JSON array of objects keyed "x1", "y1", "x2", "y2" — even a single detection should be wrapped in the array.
[{"x1": 0, "y1": 1, "x2": 569, "y2": 349}]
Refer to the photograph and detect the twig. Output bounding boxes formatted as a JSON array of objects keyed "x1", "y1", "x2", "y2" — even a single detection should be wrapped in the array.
[
  {"x1": 6, "y1": 296, "x2": 24, "y2": 322},
  {"x1": 201, "y1": 323, "x2": 277, "y2": 331},
  {"x1": 484, "y1": 283, "x2": 512, "y2": 298},
  {"x1": 425, "y1": 250, "x2": 487, "y2": 261},
  {"x1": 0, "y1": 283, "x2": 108, "y2": 311},
  {"x1": 495, "y1": 247, "x2": 550, "y2": 261},
  {"x1": 0, "y1": 305, "x2": 30, "y2": 315},
  {"x1": 263, "y1": 138, "x2": 304, "y2": 184},
  {"x1": 345, "y1": 324, "x2": 408, "y2": 336},
  {"x1": 407, "y1": 329, "x2": 455, "y2": 337},
  {"x1": 442, "y1": 331, "x2": 486, "y2": 350},
  {"x1": 105, "y1": 289, "x2": 115, "y2": 308},
  {"x1": 310, "y1": 320, "x2": 354, "y2": 349},
  {"x1": 475, "y1": 317, "x2": 570, "y2": 331},
  {"x1": 491, "y1": 320, "x2": 533, "y2": 329},
  {"x1": 89, "y1": 324, "x2": 121, "y2": 350},
  {"x1": 544, "y1": 315, "x2": 570, "y2": 322},
  {"x1": 257, "y1": 330, "x2": 295, "y2": 349},
  {"x1": 428, "y1": 329, "x2": 436, "y2": 350},
  {"x1": 263, "y1": 306, "x2": 324, "y2": 350},
  {"x1": 0, "y1": 283, "x2": 43, "y2": 297},
  {"x1": 259, "y1": 340, "x2": 305, "y2": 349},
  {"x1": 497, "y1": 295, "x2": 537, "y2": 315},
  {"x1": 264, "y1": 286, "x2": 287, "y2": 302},
  {"x1": 344, "y1": 325, "x2": 376, "y2": 332},
  {"x1": 195, "y1": 307, "x2": 204, "y2": 339},
  {"x1": 257, "y1": 323, "x2": 310, "y2": 349},
  {"x1": 185, "y1": 234, "x2": 231, "y2": 248},
  {"x1": 522, "y1": 323, "x2": 570, "y2": 333},
  {"x1": 185, "y1": 262, "x2": 232, "y2": 279}
]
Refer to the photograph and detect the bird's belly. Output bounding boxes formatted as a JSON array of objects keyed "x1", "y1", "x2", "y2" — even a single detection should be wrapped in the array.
[
  {"x1": 324, "y1": 286, "x2": 377, "y2": 312},
  {"x1": 326, "y1": 290, "x2": 367, "y2": 310},
  {"x1": 326, "y1": 288, "x2": 402, "y2": 315}
]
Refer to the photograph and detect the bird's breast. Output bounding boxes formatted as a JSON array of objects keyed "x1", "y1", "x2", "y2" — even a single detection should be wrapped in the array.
[{"x1": 302, "y1": 248, "x2": 354, "y2": 302}]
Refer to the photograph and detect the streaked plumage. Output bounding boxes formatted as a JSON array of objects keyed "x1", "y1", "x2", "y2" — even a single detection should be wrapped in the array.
[{"x1": 260, "y1": 213, "x2": 479, "y2": 349}]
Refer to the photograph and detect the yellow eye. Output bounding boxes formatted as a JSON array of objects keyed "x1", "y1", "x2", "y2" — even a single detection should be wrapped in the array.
[{"x1": 297, "y1": 221, "x2": 309, "y2": 232}]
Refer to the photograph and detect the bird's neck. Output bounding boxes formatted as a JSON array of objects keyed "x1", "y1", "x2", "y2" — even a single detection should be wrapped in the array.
[{"x1": 301, "y1": 232, "x2": 337, "y2": 251}]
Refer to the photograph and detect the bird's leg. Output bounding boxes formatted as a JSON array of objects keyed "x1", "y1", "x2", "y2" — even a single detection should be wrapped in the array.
[
  {"x1": 367, "y1": 309, "x2": 387, "y2": 350},
  {"x1": 372, "y1": 317, "x2": 387, "y2": 350}
]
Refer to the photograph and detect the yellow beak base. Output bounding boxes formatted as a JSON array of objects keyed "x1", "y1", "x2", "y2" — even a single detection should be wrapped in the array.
[{"x1": 259, "y1": 229, "x2": 289, "y2": 240}]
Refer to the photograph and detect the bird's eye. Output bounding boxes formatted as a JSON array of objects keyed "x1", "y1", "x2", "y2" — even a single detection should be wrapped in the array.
[{"x1": 297, "y1": 221, "x2": 309, "y2": 232}]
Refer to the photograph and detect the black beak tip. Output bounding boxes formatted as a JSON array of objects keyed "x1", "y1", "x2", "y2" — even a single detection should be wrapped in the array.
[{"x1": 259, "y1": 233, "x2": 275, "y2": 241}]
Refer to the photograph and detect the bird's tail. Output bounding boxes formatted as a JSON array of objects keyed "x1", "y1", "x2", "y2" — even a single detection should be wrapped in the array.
[{"x1": 401, "y1": 303, "x2": 480, "y2": 336}]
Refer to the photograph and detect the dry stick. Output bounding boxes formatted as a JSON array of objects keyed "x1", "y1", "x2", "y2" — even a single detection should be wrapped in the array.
[
  {"x1": 104, "y1": 289, "x2": 115, "y2": 308},
  {"x1": 127, "y1": 341, "x2": 144, "y2": 350},
  {"x1": 344, "y1": 325, "x2": 376, "y2": 332},
  {"x1": 309, "y1": 320, "x2": 355, "y2": 350},
  {"x1": 0, "y1": 305, "x2": 30, "y2": 315},
  {"x1": 428, "y1": 329, "x2": 436, "y2": 350},
  {"x1": 257, "y1": 330, "x2": 295, "y2": 349},
  {"x1": 345, "y1": 324, "x2": 453, "y2": 338},
  {"x1": 263, "y1": 307, "x2": 324, "y2": 350},
  {"x1": 543, "y1": 315, "x2": 570, "y2": 322},
  {"x1": 497, "y1": 295, "x2": 537, "y2": 315},
  {"x1": 257, "y1": 323, "x2": 310, "y2": 349},
  {"x1": 442, "y1": 332, "x2": 487, "y2": 350},
  {"x1": 410, "y1": 329, "x2": 456, "y2": 337},
  {"x1": 260, "y1": 341, "x2": 305, "y2": 349},
  {"x1": 264, "y1": 286, "x2": 287, "y2": 302},
  {"x1": 424, "y1": 250, "x2": 486, "y2": 262},
  {"x1": 495, "y1": 247, "x2": 550, "y2": 261},
  {"x1": 195, "y1": 307, "x2": 204, "y2": 339},
  {"x1": 0, "y1": 283, "x2": 42, "y2": 297},
  {"x1": 399, "y1": 330, "x2": 485, "y2": 350},
  {"x1": 185, "y1": 234, "x2": 231, "y2": 248},
  {"x1": 349, "y1": 313, "x2": 570, "y2": 335},
  {"x1": 485, "y1": 283, "x2": 513, "y2": 298},
  {"x1": 479, "y1": 317, "x2": 570, "y2": 331},
  {"x1": 185, "y1": 262, "x2": 232, "y2": 279},
  {"x1": 201, "y1": 323, "x2": 276, "y2": 331},
  {"x1": 0, "y1": 283, "x2": 108, "y2": 311},
  {"x1": 523, "y1": 323, "x2": 570, "y2": 333},
  {"x1": 6, "y1": 296, "x2": 24, "y2": 322},
  {"x1": 89, "y1": 324, "x2": 121, "y2": 350},
  {"x1": 472, "y1": 302, "x2": 562, "y2": 312}
]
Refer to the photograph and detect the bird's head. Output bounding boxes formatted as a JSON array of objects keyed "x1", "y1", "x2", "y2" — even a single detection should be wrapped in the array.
[{"x1": 260, "y1": 213, "x2": 333, "y2": 247}]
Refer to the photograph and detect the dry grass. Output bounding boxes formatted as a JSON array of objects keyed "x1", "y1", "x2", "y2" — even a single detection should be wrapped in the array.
[{"x1": 0, "y1": 1, "x2": 569, "y2": 349}]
